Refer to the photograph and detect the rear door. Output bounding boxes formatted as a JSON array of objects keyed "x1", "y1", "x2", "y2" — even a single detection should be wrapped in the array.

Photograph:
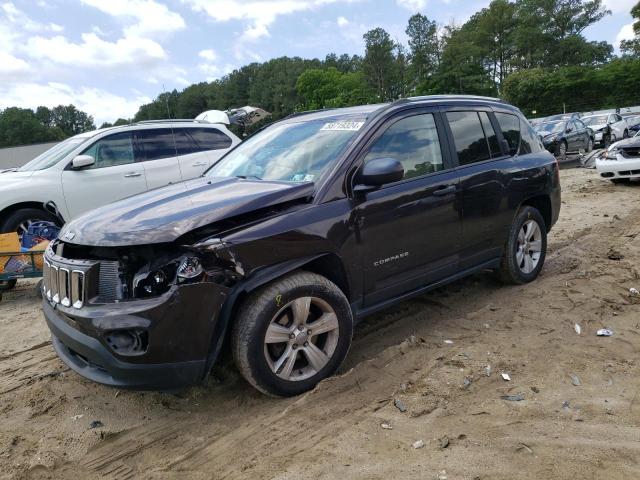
[
  {"x1": 135, "y1": 128, "x2": 183, "y2": 190},
  {"x1": 355, "y1": 108, "x2": 462, "y2": 307},
  {"x1": 611, "y1": 114, "x2": 626, "y2": 139},
  {"x1": 174, "y1": 127, "x2": 236, "y2": 180},
  {"x1": 442, "y1": 108, "x2": 513, "y2": 269},
  {"x1": 62, "y1": 131, "x2": 148, "y2": 219}
]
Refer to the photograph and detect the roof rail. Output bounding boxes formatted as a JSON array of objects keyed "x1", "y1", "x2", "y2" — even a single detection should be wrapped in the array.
[
  {"x1": 133, "y1": 119, "x2": 213, "y2": 125},
  {"x1": 407, "y1": 94, "x2": 505, "y2": 103}
]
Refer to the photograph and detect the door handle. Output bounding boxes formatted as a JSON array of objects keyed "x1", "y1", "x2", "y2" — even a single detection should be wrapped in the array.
[
  {"x1": 192, "y1": 162, "x2": 207, "y2": 167},
  {"x1": 432, "y1": 185, "x2": 456, "y2": 197},
  {"x1": 124, "y1": 172, "x2": 142, "y2": 178}
]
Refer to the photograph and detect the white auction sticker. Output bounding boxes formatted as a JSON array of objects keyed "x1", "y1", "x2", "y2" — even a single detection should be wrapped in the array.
[{"x1": 320, "y1": 121, "x2": 365, "y2": 131}]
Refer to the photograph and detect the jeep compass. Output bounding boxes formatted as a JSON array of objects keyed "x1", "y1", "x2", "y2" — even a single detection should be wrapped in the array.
[{"x1": 42, "y1": 96, "x2": 561, "y2": 396}]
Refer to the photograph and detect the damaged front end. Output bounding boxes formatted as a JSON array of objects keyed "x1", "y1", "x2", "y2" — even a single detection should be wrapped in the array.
[{"x1": 42, "y1": 238, "x2": 244, "y2": 389}]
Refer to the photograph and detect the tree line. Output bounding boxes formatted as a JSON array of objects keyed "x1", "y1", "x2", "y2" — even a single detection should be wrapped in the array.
[
  {"x1": 2, "y1": 0, "x2": 639, "y2": 148},
  {"x1": 0, "y1": 105, "x2": 95, "y2": 148}
]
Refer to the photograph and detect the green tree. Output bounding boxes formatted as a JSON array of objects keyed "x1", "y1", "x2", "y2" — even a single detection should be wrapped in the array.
[
  {"x1": 296, "y1": 67, "x2": 374, "y2": 110},
  {"x1": 621, "y1": 1, "x2": 640, "y2": 57},
  {"x1": 405, "y1": 14, "x2": 440, "y2": 88},
  {"x1": 49, "y1": 105, "x2": 95, "y2": 136},
  {"x1": 0, "y1": 108, "x2": 65, "y2": 147},
  {"x1": 362, "y1": 28, "x2": 397, "y2": 101}
]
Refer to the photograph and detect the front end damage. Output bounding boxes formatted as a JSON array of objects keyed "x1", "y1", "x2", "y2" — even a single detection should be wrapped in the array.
[{"x1": 42, "y1": 238, "x2": 244, "y2": 389}]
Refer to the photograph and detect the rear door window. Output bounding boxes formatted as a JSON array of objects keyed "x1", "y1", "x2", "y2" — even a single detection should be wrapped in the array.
[
  {"x1": 188, "y1": 128, "x2": 233, "y2": 151},
  {"x1": 495, "y1": 113, "x2": 521, "y2": 156},
  {"x1": 136, "y1": 129, "x2": 177, "y2": 161},
  {"x1": 174, "y1": 129, "x2": 198, "y2": 155},
  {"x1": 446, "y1": 111, "x2": 491, "y2": 165}
]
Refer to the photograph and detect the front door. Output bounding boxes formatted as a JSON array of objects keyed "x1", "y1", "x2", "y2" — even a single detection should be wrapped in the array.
[
  {"x1": 62, "y1": 131, "x2": 148, "y2": 220},
  {"x1": 354, "y1": 110, "x2": 462, "y2": 307}
]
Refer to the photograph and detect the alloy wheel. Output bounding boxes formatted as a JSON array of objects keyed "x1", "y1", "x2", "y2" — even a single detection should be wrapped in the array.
[
  {"x1": 264, "y1": 296, "x2": 339, "y2": 381},
  {"x1": 516, "y1": 219, "x2": 542, "y2": 274}
]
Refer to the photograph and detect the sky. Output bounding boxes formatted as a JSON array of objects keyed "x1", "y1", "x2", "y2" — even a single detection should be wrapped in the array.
[{"x1": 0, "y1": 0, "x2": 636, "y2": 125}]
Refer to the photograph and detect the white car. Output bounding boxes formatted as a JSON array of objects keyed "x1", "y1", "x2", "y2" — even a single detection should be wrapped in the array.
[
  {"x1": 0, "y1": 120, "x2": 240, "y2": 235},
  {"x1": 595, "y1": 131, "x2": 640, "y2": 184},
  {"x1": 582, "y1": 113, "x2": 630, "y2": 147}
]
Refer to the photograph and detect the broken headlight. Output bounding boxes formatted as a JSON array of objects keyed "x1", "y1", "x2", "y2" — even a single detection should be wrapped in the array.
[
  {"x1": 133, "y1": 263, "x2": 178, "y2": 298},
  {"x1": 605, "y1": 148, "x2": 619, "y2": 160},
  {"x1": 177, "y1": 256, "x2": 204, "y2": 281}
]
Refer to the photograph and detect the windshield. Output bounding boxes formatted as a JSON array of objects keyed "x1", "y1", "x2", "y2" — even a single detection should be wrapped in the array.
[
  {"x1": 582, "y1": 115, "x2": 608, "y2": 126},
  {"x1": 205, "y1": 119, "x2": 364, "y2": 183},
  {"x1": 535, "y1": 122, "x2": 565, "y2": 134},
  {"x1": 18, "y1": 136, "x2": 90, "y2": 171}
]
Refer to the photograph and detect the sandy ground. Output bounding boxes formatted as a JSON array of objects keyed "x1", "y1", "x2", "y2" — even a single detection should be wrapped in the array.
[{"x1": 1, "y1": 168, "x2": 639, "y2": 480}]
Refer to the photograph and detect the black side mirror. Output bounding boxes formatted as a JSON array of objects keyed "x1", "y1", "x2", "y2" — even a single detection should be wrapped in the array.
[
  {"x1": 566, "y1": 127, "x2": 573, "y2": 133},
  {"x1": 354, "y1": 158, "x2": 404, "y2": 192}
]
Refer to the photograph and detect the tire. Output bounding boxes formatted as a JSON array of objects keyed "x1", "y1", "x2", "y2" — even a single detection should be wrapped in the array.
[
  {"x1": 498, "y1": 206, "x2": 547, "y2": 285},
  {"x1": 612, "y1": 178, "x2": 631, "y2": 185},
  {"x1": 0, "y1": 279, "x2": 17, "y2": 291},
  {"x1": 232, "y1": 271, "x2": 353, "y2": 397},
  {"x1": 556, "y1": 141, "x2": 567, "y2": 161},
  {"x1": 604, "y1": 133, "x2": 611, "y2": 148},
  {"x1": 0, "y1": 208, "x2": 58, "y2": 238}
]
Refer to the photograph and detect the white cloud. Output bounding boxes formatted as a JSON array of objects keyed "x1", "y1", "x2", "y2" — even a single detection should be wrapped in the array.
[
  {"x1": 24, "y1": 33, "x2": 166, "y2": 69},
  {"x1": 616, "y1": 22, "x2": 635, "y2": 47},
  {"x1": 184, "y1": 0, "x2": 360, "y2": 41},
  {"x1": 199, "y1": 48, "x2": 218, "y2": 61},
  {"x1": 602, "y1": 0, "x2": 636, "y2": 15},
  {"x1": 337, "y1": 16, "x2": 349, "y2": 27},
  {"x1": 396, "y1": 0, "x2": 427, "y2": 11},
  {"x1": 0, "y1": 82, "x2": 151, "y2": 125},
  {"x1": 2, "y1": 2, "x2": 64, "y2": 33},
  {"x1": 80, "y1": 0, "x2": 185, "y2": 37},
  {"x1": 0, "y1": 51, "x2": 30, "y2": 79}
]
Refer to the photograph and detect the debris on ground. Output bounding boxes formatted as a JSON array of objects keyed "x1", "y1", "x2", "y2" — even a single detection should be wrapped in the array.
[
  {"x1": 438, "y1": 436, "x2": 450, "y2": 449},
  {"x1": 517, "y1": 443, "x2": 534, "y2": 454},
  {"x1": 501, "y1": 373, "x2": 511, "y2": 381},
  {"x1": 412, "y1": 440, "x2": 425, "y2": 449},
  {"x1": 462, "y1": 377, "x2": 472, "y2": 389},
  {"x1": 562, "y1": 401, "x2": 570, "y2": 410},
  {"x1": 485, "y1": 365, "x2": 492, "y2": 377},
  {"x1": 597, "y1": 328, "x2": 614, "y2": 337},
  {"x1": 501, "y1": 393, "x2": 525, "y2": 402},
  {"x1": 574, "y1": 323, "x2": 581, "y2": 335},
  {"x1": 89, "y1": 420, "x2": 104, "y2": 429},
  {"x1": 394, "y1": 398, "x2": 407, "y2": 412},
  {"x1": 570, "y1": 374, "x2": 581, "y2": 386},
  {"x1": 531, "y1": 386, "x2": 540, "y2": 393},
  {"x1": 436, "y1": 469, "x2": 448, "y2": 480},
  {"x1": 630, "y1": 288, "x2": 639, "y2": 296},
  {"x1": 380, "y1": 422, "x2": 393, "y2": 430},
  {"x1": 443, "y1": 340, "x2": 453, "y2": 344},
  {"x1": 607, "y1": 248, "x2": 624, "y2": 260},
  {"x1": 71, "y1": 414, "x2": 84, "y2": 421}
]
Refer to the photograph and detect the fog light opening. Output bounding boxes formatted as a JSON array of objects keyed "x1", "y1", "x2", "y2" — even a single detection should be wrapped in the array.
[{"x1": 105, "y1": 329, "x2": 148, "y2": 355}]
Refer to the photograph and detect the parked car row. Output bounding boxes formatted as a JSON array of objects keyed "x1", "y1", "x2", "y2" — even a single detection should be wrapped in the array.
[{"x1": 531, "y1": 110, "x2": 636, "y2": 160}]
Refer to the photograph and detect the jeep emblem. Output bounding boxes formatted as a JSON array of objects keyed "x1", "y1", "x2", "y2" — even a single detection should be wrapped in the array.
[{"x1": 63, "y1": 231, "x2": 75, "y2": 241}]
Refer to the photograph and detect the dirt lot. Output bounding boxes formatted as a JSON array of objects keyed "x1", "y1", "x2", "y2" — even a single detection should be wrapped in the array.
[{"x1": 1, "y1": 168, "x2": 639, "y2": 480}]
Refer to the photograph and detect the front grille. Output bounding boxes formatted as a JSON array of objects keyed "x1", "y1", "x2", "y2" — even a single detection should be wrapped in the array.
[
  {"x1": 44, "y1": 260, "x2": 85, "y2": 308},
  {"x1": 43, "y1": 250, "x2": 120, "y2": 309}
]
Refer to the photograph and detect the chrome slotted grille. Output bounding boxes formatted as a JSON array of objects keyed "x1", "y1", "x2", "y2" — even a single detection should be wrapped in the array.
[{"x1": 43, "y1": 259, "x2": 88, "y2": 309}]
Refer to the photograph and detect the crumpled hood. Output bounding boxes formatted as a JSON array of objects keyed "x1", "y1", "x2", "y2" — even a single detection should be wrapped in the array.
[
  {"x1": 612, "y1": 136, "x2": 640, "y2": 149},
  {"x1": 60, "y1": 177, "x2": 314, "y2": 247},
  {"x1": 588, "y1": 124, "x2": 606, "y2": 132}
]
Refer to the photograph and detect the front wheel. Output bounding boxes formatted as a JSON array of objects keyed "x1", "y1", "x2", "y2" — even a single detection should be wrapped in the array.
[
  {"x1": 232, "y1": 271, "x2": 353, "y2": 397},
  {"x1": 556, "y1": 141, "x2": 567, "y2": 161},
  {"x1": 612, "y1": 178, "x2": 631, "y2": 185},
  {"x1": 0, "y1": 208, "x2": 58, "y2": 240},
  {"x1": 498, "y1": 206, "x2": 547, "y2": 285}
]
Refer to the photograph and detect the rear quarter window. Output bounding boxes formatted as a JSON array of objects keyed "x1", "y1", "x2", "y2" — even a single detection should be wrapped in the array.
[
  {"x1": 495, "y1": 112, "x2": 544, "y2": 155},
  {"x1": 188, "y1": 128, "x2": 233, "y2": 151}
]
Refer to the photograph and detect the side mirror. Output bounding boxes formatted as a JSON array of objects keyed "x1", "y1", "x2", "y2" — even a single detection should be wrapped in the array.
[
  {"x1": 72, "y1": 155, "x2": 95, "y2": 169},
  {"x1": 355, "y1": 158, "x2": 404, "y2": 192},
  {"x1": 565, "y1": 127, "x2": 573, "y2": 133}
]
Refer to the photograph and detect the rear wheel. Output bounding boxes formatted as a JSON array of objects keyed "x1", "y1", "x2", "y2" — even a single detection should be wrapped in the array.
[
  {"x1": 498, "y1": 206, "x2": 547, "y2": 285},
  {"x1": 232, "y1": 271, "x2": 353, "y2": 397},
  {"x1": 0, "y1": 279, "x2": 17, "y2": 291}
]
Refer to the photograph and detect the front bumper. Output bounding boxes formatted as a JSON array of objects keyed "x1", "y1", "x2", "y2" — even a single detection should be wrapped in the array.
[
  {"x1": 43, "y1": 282, "x2": 228, "y2": 390},
  {"x1": 595, "y1": 156, "x2": 640, "y2": 180}
]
